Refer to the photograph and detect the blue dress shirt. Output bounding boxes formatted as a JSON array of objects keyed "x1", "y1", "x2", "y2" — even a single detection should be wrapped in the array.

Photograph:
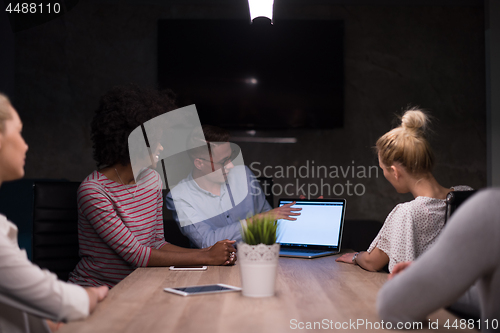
[{"x1": 165, "y1": 165, "x2": 272, "y2": 248}]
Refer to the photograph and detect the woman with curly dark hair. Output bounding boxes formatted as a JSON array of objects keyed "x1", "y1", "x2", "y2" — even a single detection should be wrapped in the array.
[{"x1": 69, "y1": 85, "x2": 236, "y2": 288}]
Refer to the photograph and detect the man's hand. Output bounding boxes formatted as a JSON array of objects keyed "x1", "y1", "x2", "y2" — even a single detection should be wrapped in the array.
[
  {"x1": 250, "y1": 201, "x2": 302, "y2": 223},
  {"x1": 85, "y1": 286, "x2": 109, "y2": 313},
  {"x1": 205, "y1": 239, "x2": 237, "y2": 265},
  {"x1": 388, "y1": 261, "x2": 412, "y2": 280}
]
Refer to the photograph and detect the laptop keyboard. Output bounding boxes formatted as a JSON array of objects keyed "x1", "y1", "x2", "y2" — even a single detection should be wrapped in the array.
[{"x1": 281, "y1": 248, "x2": 329, "y2": 254}]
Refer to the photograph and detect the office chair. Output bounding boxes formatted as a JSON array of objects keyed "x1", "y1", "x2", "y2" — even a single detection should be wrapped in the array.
[
  {"x1": 445, "y1": 190, "x2": 477, "y2": 223},
  {"x1": 32, "y1": 181, "x2": 81, "y2": 281},
  {"x1": 444, "y1": 191, "x2": 479, "y2": 321},
  {"x1": 33, "y1": 182, "x2": 196, "y2": 279},
  {"x1": 162, "y1": 190, "x2": 192, "y2": 248}
]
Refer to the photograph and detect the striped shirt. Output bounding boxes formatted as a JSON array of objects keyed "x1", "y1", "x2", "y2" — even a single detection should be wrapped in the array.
[{"x1": 69, "y1": 169, "x2": 167, "y2": 287}]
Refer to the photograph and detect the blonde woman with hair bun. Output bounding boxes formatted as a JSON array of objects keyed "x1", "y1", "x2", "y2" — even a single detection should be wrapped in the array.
[{"x1": 337, "y1": 107, "x2": 472, "y2": 272}]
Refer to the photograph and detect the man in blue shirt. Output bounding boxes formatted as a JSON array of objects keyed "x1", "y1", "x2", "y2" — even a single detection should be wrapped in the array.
[{"x1": 165, "y1": 125, "x2": 301, "y2": 248}]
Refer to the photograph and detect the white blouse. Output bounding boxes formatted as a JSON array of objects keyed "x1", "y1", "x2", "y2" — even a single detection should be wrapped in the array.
[
  {"x1": 368, "y1": 186, "x2": 473, "y2": 272},
  {"x1": 0, "y1": 214, "x2": 89, "y2": 333}
]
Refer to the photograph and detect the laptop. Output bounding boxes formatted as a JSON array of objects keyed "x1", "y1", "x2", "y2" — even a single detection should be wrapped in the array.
[{"x1": 278, "y1": 198, "x2": 346, "y2": 259}]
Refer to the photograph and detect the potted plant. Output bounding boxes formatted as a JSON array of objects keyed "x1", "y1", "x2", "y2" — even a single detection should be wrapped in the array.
[{"x1": 238, "y1": 215, "x2": 280, "y2": 297}]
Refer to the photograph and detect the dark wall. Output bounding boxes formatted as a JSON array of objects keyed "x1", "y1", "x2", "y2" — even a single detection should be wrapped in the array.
[{"x1": 11, "y1": 2, "x2": 486, "y2": 223}]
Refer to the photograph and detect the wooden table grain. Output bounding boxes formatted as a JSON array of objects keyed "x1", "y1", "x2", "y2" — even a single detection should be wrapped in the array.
[{"x1": 60, "y1": 255, "x2": 475, "y2": 333}]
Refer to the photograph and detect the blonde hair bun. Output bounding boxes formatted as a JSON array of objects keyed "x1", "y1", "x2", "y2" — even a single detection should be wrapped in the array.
[
  {"x1": 401, "y1": 108, "x2": 429, "y2": 133},
  {"x1": 376, "y1": 106, "x2": 434, "y2": 175}
]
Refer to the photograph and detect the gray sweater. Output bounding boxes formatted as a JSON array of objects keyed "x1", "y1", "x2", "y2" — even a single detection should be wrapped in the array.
[{"x1": 377, "y1": 188, "x2": 500, "y2": 332}]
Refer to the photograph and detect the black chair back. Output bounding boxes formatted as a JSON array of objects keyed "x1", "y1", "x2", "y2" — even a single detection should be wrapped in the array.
[
  {"x1": 162, "y1": 190, "x2": 192, "y2": 248},
  {"x1": 445, "y1": 190, "x2": 477, "y2": 223},
  {"x1": 32, "y1": 182, "x2": 81, "y2": 281}
]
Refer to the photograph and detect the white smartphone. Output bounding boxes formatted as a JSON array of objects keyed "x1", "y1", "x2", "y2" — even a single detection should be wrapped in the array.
[
  {"x1": 169, "y1": 266, "x2": 208, "y2": 271},
  {"x1": 164, "y1": 283, "x2": 242, "y2": 296}
]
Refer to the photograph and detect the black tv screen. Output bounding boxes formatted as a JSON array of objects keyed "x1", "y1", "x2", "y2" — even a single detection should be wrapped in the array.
[{"x1": 158, "y1": 19, "x2": 344, "y2": 130}]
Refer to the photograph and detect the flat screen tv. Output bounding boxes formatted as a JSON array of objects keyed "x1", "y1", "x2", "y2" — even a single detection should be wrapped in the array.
[{"x1": 158, "y1": 19, "x2": 344, "y2": 130}]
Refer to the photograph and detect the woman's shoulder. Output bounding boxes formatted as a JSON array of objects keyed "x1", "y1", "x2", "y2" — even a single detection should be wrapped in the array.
[
  {"x1": 138, "y1": 168, "x2": 162, "y2": 183},
  {"x1": 390, "y1": 199, "x2": 421, "y2": 212},
  {"x1": 137, "y1": 168, "x2": 163, "y2": 192},
  {"x1": 81, "y1": 170, "x2": 106, "y2": 182},
  {"x1": 0, "y1": 214, "x2": 15, "y2": 240},
  {"x1": 79, "y1": 171, "x2": 107, "y2": 188},
  {"x1": 385, "y1": 199, "x2": 426, "y2": 224},
  {"x1": 77, "y1": 171, "x2": 115, "y2": 197}
]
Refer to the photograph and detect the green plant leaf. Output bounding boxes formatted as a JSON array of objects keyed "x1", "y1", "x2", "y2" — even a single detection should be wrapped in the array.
[{"x1": 241, "y1": 214, "x2": 280, "y2": 245}]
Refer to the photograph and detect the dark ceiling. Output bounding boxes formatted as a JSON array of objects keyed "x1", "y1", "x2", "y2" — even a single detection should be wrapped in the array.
[{"x1": 89, "y1": 0, "x2": 483, "y2": 6}]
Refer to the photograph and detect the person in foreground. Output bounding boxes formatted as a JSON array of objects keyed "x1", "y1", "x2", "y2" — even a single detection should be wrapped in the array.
[
  {"x1": 0, "y1": 93, "x2": 108, "y2": 333},
  {"x1": 166, "y1": 125, "x2": 302, "y2": 248},
  {"x1": 336, "y1": 108, "x2": 471, "y2": 272},
  {"x1": 69, "y1": 86, "x2": 236, "y2": 288},
  {"x1": 377, "y1": 189, "x2": 500, "y2": 331}
]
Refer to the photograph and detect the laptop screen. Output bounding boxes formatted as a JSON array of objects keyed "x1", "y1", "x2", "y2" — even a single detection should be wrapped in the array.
[{"x1": 277, "y1": 199, "x2": 345, "y2": 249}]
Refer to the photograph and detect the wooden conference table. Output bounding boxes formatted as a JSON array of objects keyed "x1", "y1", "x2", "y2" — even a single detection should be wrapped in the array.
[{"x1": 60, "y1": 253, "x2": 474, "y2": 333}]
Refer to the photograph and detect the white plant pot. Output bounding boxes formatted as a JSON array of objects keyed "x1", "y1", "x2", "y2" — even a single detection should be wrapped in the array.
[{"x1": 238, "y1": 243, "x2": 280, "y2": 297}]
